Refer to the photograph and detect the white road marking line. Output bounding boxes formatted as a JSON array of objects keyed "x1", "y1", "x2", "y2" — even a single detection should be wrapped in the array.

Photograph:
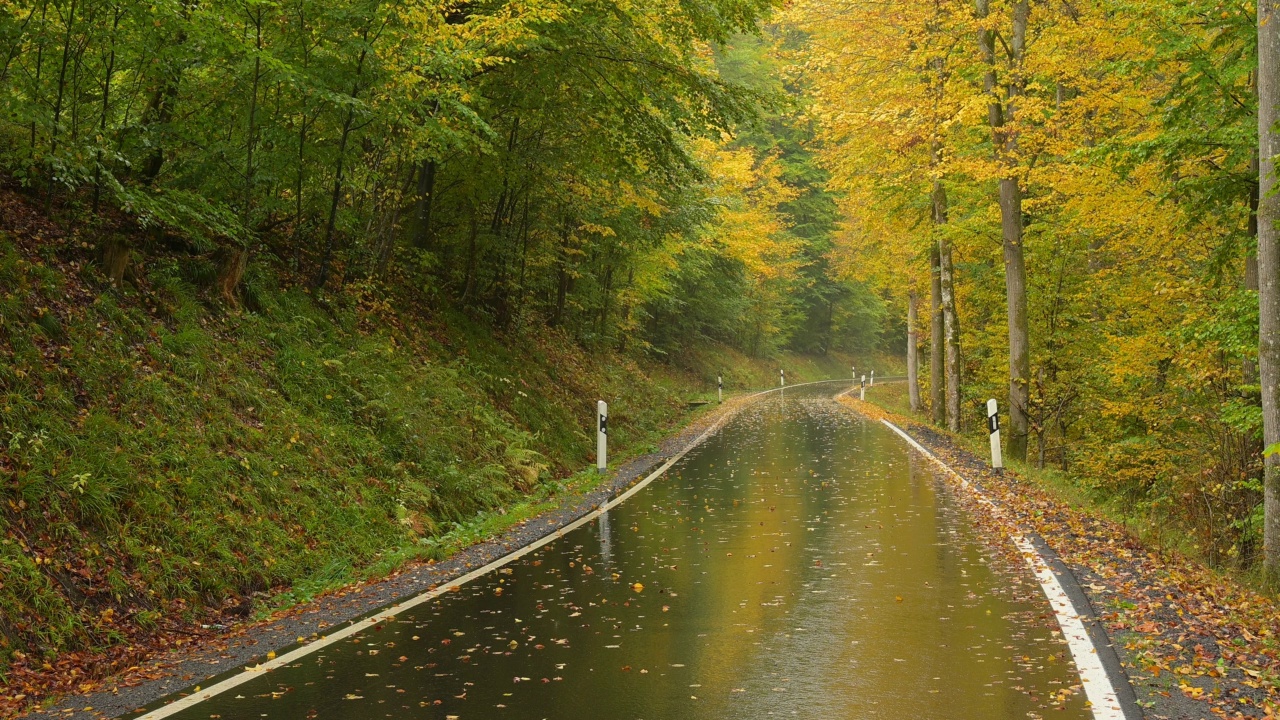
[
  {"x1": 133, "y1": 379, "x2": 849, "y2": 718},
  {"x1": 878, "y1": 418, "x2": 1126, "y2": 720}
]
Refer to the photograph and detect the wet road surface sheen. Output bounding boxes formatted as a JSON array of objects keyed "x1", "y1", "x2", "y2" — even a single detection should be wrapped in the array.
[{"x1": 151, "y1": 386, "x2": 1091, "y2": 719}]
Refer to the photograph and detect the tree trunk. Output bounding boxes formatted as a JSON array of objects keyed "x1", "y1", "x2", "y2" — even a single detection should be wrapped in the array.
[
  {"x1": 92, "y1": 7, "x2": 122, "y2": 212},
  {"x1": 979, "y1": 0, "x2": 1031, "y2": 461},
  {"x1": 412, "y1": 159, "x2": 436, "y2": 248},
  {"x1": 1002, "y1": 175, "x2": 1031, "y2": 462},
  {"x1": 930, "y1": 134, "x2": 953, "y2": 428},
  {"x1": 1248, "y1": 151, "x2": 1261, "y2": 385},
  {"x1": 47, "y1": 0, "x2": 78, "y2": 163},
  {"x1": 315, "y1": 103, "x2": 356, "y2": 289},
  {"x1": 462, "y1": 207, "x2": 478, "y2": 300},
  {"x1": 939, "y1": 235, "x2": 961, "y2": 433},
  {"x1": 242, "y1": 7, "x2": 263, "y2": 226},
  {"x1": 1258, "y1": 0, "x2": 1280, "y2": 580},
  {"x1": 907, "y1": 290, "x2": 921, "y2": 412},
  {"x1": 140, "y1": 7, "x2": 189, "y2": 187},
  {"x1": 930, "y1": 247, "x2": 944, "y2": 425},
  {"x1": 314, "y1": 33, "x2": 371, "y2": 290},
  {"x1": 27, "y1": 0, "x2": 50, "y2": 160}
]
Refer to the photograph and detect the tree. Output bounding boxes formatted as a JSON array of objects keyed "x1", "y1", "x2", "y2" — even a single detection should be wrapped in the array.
[
  {"x1": 1259, "y1": 0, "x2": 1280, "y2": 578},
  {"x1": 908, "y1": 289, "x2": 921, "y2": 411},
  {"x1": 976, "y1": 0, "x2": 1031, "y2": 461}
]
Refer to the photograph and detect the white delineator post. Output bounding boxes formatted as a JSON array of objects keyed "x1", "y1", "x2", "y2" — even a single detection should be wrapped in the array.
[
  {"x1": 780, "y1": 368, "x2": 785, "y2": 388},
  {"x1": 987, "y1": 398, "x2": 1003, "y2": 473},
  {"x1": 597, "y1": 400, "x2": 608, "y2": 473},
  {"x1": 717, "y1": 374, "x2": 723, "y2": 404},
  {"x1": 870, "y1": 369, "x2": 875, "y2": 386},
  {"x1": 860, "y1": 374, "x2": 866, "y2": 401},
  {"x1": 852, "y1": 365, "x2": 856, "y2": 381}
]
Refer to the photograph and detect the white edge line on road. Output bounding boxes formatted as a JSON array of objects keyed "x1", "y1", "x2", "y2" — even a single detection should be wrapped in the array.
[
  {"x1": 876, "y1": 417, "x2": 1125, "y2": 720},
  {"x1": 134, "y1": 378, "x2": 854, "y2": 719}
]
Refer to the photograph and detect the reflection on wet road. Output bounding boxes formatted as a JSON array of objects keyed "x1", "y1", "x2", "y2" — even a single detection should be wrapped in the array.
[{"x1": 151, "y1": 386, "x2": 1090, "y2": 719}]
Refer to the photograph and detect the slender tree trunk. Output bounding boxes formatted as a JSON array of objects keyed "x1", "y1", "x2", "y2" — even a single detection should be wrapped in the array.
[
  {"x1": 242, "y1": 6, "x2": 263, "y2": 226},
  {"x1": 412, "y1": 159, "x2": 436, "y2": 248},
  {"x1": 979, "y1": 0, "x2": 1031, "y2": 461},
  {"x1": 1248, "y1": 151, "x2": 1261, "y2": 385},
  {"x1": 315, "y1": 32, "x2": 371, "y2": 290},
  {"x1": 140, "y1": 76, "x2": 180, "y2": 184},
  {"x1": 225, "y1": 4, "x2": 265, "y2": 303},
  {"x1": 599, "y1": 262, "x2": 614, "y2": 339},
  {"x1": 47, "y1": 0, "x2": 78, "y2": 164},
  {"x1": 462, "y1": 207, "x2": 478, "y2": 300},
  {"x1": 616, "y1": 266, "x2": 634, "y2": 352},
  {"x1": 92, "y1": 7, "x2": 121, "y2": 212},
  {"x1": 517, "y1": 196, "x2": 530, "y2": 296},
  {"x1": 552, "y1": 216, "x2": 571, "y2": 326},
  {"x1": 930, "y1": 248, "x2": 944, "y2": 424},
  {"x1": 140, "y1": 6, "x2": 190, "y2": 187},
  {"x1": 1258, "y1": 0, "x2": 1280, "y2": 579},
  {"x1": 290, "y1": 5, "x2": 313, "y2": 266},
  {"x1": 28, "y1": 0, "x2": 50, "y2": 161},
  {"x1": 44, "y1": 0, "x2": 76, "y2": 209},
  {"x1": 1002, "y1": 176, "x2": 1031, "y2": 461},
  {"x1": 69, "y1": 20, "x2": 86, "y2": 145},
  {"x1": 940, "y1": 235, "x2": 961, "y2": 432},
  {"x1": 930, "y1": 134, "x2": 955, "y2": 428},
  {"x1": 315, "y1": 103, "x2": 355, "y2": 289},
  {"x1": 407, "y1": 98, "x2": 441, "y2": 248},
  {"x1": 908, "y1": 290, "x2": 921, "y2": 412}
]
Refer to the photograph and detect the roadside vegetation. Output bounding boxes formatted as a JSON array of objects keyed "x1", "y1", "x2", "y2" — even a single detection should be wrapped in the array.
[
  {"x1": 858, "y1": 380, "x2": 1280, "y2": 718},
  {"x1": 790, "y1": 0, "x2": 1280, "y2": 580},
  {"x1": 0, "y1": 0, "x2": 896, "y2": 704},
  {"x1": 0, "y1": 202, "x2": 874, "y2": 701},
  {"x1": 4, "y1": 0, "x2": 1280, "y2": 713}
]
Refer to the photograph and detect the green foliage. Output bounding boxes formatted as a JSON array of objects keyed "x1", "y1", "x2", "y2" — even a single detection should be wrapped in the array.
[
  {"x1": 0, "y1": 0, "x2": 895, "y2": 681},
  {"x1": 0, "y1": 230, "x2": 708, "y2": 669},
  {"x1": 0, "y1": 0, "x2": 886, "y2": 363},
  {"x1": 0, "y1": 219, "x2": 866, "y2": 673},
  {"x1": 788, "y1": 0, "x2": 1270, "y2": 574}
]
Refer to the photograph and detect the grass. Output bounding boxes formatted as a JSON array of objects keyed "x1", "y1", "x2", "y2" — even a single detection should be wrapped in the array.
[{"x1": 0, "y1": 230, "x2": 879, "y2": 682}]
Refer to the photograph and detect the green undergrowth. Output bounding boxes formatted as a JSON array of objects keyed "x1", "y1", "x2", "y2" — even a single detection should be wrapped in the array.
[{"x1": 0, "y1": 232, "x2": 861, "y2": 678}]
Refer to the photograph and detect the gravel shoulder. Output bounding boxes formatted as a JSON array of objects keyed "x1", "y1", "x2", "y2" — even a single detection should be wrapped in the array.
[{"x1": 18, "y1": 393, "x2": 762, "y2": 720}]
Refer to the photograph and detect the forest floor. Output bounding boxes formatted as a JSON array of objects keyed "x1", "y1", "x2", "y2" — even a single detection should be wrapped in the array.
[{"x1": 850, "y1": 384, "x2": 1280, "y2": 720}]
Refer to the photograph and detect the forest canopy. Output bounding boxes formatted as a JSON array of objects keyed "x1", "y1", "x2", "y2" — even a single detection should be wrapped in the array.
[
  {"x1": 0, "y1": 0, "x2": 886, "y2": 358},
  {"x1": 2, "y1": 0, "x2": 1280, "y2": 588},
  {"x1": 788, "y1": 0, "x2": 1279, "y2": 572}
]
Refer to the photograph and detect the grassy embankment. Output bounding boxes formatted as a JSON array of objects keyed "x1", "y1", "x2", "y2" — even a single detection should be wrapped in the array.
[{"x1": 0, "y1": 229, "x2": 872, "y2": 682}]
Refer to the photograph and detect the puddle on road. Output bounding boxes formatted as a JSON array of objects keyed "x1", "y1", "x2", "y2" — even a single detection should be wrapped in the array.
[{"x1": 144, "y1": 386, "x2": 1091, "y2": 719}]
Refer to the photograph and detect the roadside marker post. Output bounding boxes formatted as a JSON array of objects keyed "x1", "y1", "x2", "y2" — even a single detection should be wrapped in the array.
[
  {"x1": 860, "y1": 374, "x2": 866, "y2": 401},
  {"x1": 597, "y1": 400, "x2": 608, "y2": 473},
  {"x1": 852, "y1": 365, "x2": 856, "y2": 381},
  {"x1": 779, "y1": 368, "x2": 785, "y2": 388},
  {"x1": 717, "y1": 374, "x2": 723, "y2": 404},
  {"x1": 987, "y1": 398, "x2": 1003, "y2": 473},
  {"x1": 870, "y1": 369, "x2": 875, "y2": 386}
]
